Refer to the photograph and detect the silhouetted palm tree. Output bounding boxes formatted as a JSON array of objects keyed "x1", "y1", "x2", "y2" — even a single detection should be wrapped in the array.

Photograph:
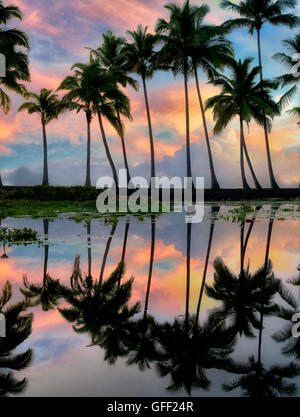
[
  {"x1": 59, "y1": 257, "x2": 140, "y2": 363},
  {"x1": 20, "y1": 219, "x2": 67, "y2": 310},
  {"x1": 156, "y1": 2, "x2": 210, "y2": 182},
  {"x1": 205, "y1": 222, "x2": 280, "y2": 337},
  {"x1": 273, "y1": 32, "x2": 300, "y2": 126},
  {"x1": 124, "y1": 25, "x2": 159, "y2": 179},
  {"x1": 0, "y1": 280, "x2": 33, "y2": 396},
  {"x1": 58, "y1": 59, "x2": 97, "y2": 186},
  {"x1": 223, "y1": 355, "x2": 300, "y2": 397},
  {"x1": 205, "y1": 57, "x2": 279, "y2": 190},
  {"x1": 156, "y1": 313, "x2": 236, "y2": 395},
  {"x1": 220, "y1": 0, "x2": 300, "y2": 189},
  {"x1": 0, "y1": 0, "x2": 30, "y2": 186},
  {"x1": 18, "y1": 89, "x2": 72, "y2": 185},
  {"x1": 191, "y1": 19, "x2": 234, "y2": 189},
  {"x1": 91, "y1": 31, "x2": 139, "y2": 183}
]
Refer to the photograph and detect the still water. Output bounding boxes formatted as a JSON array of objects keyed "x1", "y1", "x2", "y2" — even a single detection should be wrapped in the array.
[{"x1": 0, "y1": 204, "x2": 300, "y2": 397}]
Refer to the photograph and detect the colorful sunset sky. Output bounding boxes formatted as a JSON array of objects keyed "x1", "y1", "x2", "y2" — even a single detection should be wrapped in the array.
[{"x1": 0, "y1": 0, "x2": 299, "y2": 187}]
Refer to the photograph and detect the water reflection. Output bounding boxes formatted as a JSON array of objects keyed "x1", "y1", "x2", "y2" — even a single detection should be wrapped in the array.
[
  {"x1": 0, "y1": 281, "x2": 33, "y2": 396},
  {"x1": 0, "y1": 204, "x2": 299, "y2": 397}
]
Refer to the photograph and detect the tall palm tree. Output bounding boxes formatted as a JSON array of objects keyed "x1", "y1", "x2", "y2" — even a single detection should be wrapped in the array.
[
  {"x1": 191, "y1": 19, "x2": 234, "y2": 190},
  {"x1": 205, "y1": 58, "x2": 278, "y2": 191},
  {"x1": 58, "y1": 59, "x2": 97, "y2": 186},
  {"x1": 0, "y1": 280, "x2": 33, "y2": 396},
  {"x1": 156, "y1": 2, "x2": 210, "y2": 182},
  {"x1": 20, "y1": 219, "x2": 67, "y2": 311},
  {"x1": 124, "y1": 25, "x2": 158, "y2": 180},
  {"x1": 18, "y1": 89, "x2": 72, "y2": 185},
  {"x1": 220, "y1": 0, "x2": 300, "y2": 189},
  {"x1": 91, "y1": 31, "x2": 139, "y2": 183},
  {"x1": 125, "y1": 216, "x2": 160, "y2": 372},
  {"x1": 273, "y1": 32, "x2": 300, "y2": 126},
  {"x1": 0, "y1": 0, "x2": 30, "y2": 186}
]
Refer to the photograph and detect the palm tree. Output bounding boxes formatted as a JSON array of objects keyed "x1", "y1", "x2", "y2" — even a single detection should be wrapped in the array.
[
  {"x1": 125, "y1": 216, "x2": 160, "y2": 372},
  {"x1": 156, "y1": 313, "x2": 236, "y2": 395},
  {"x1": 91, "y1": 31, "x2": 139, "y2": 183},
  {"x1": 59, "y1": 257, "x2": 140, "y2": 360},
  {"x1": 20, "y1": 219, "x2": 67, "y2": 310},
  {"x1": 191, "y1": 18, "x2": 234, "y2": 189},
  {"x1": 205, "y1": 57, "x2": 278, "y2": 191},
  {"x1": 156, "y1": 2, "x2": 210, "y2": 182},
  {"x1": 58, "y1": 60, "x2": 97, "y2": 186},
  {"x1": 224, "y1": 355, "x2": 300, "y2": 397},
  {"x1": 0, "y1": 281, "x2": 33, "y2": 396},
  {"x1": 124, "y1": 25, "x2": 158, "y2": 180},
  {"x1": 18, "y1": 89, "x2": 72, "y2": 185},
  {"x1": 220, "y1": 0, "x2": 300, "y2": 189},
  {"x1": 0, "y1": 0, "x2": 30, "y2": 186},
  {"x1": 273, "y1": 32, "x2": 300, "y2": 126}
]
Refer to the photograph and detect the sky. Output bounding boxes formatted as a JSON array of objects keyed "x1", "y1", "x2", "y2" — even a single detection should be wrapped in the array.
[{"x1": 0, "y1": 0, "x2": 299, "y2": 188}]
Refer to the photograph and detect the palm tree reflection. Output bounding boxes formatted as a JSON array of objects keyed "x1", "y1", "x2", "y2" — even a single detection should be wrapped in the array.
[
  {"x1": 21, "y1": 219, "x2": 66, "y2": 311},
  {"x1": 223, "y1": 207, "x2": 300, "y2": 397},
  {"x1": 0, "y1": 281, "x2": 33, "y2": 397}
]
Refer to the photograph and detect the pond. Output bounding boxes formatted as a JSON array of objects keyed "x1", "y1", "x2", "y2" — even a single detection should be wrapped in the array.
[{"x1": 0, "y1": 203, "x2": 300, "y2": 397}]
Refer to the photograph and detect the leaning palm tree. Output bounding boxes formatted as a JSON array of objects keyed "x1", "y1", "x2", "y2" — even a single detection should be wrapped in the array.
[
  {"x1": 123, "y1": 25, "x2": 159, "y2": 180},
  {"x1": 220, "y1": 0, "x2": 300, "y2": 189},
  {"x1": 90, "y1": 31, "x2": 139, "y2": 183},
  {"x1": 273, "y1": 32, "x2": 300, "y2": 126},
  {"x1": 18, "y1": 89, "x2": 72, "y2": 185},
  {"x1": 0, "y1": 0, "x2": 30, "y2": 186},
  {"x1": 156, "y1": 2, "x2": 210, "y2": 182},
  {"x1": 58, "y1": 59, "x2": 98, "y2": 186},
  {"x1": 205, "y1": 57, "x2": 279, "y2": 191},
  {"x1": 191, "y1": 16, "x2": 234, "y2": 189}
]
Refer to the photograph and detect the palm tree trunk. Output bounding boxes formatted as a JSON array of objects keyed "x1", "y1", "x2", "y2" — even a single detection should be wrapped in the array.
[
  {"x1": 118, "y1": 219, "x2": 130, "y2": 290},
  {"x1": 194, "y1": 68, "x2": 220, "y2": 190},
  {"x1": 142, "y1": 74, "x2": 155, "y2": 179},
  {"x1": 243, "y1": 206, "x2": 261, "y2": 254},
  {"x1": 41, "y1": 119, "x2": 49, "y2": 186},
  {"x1": 144, "y1": 216, "x2": 156, "y2": 319},
  {"x1": 117, "y1": 110, "x2": 131, "y2": 184},
  {"x1": 43, "y1": 219, "x2": 49, "y2": 282},
  {"x1": 99, "y1": 222, "x2": 117, "y2": 287},
  {"x1": 242, "y1": 135, "x2": 262, "y2": 190},
  {"x1": 87, "y1": 220, "x2": 92, "y2": 278},
  {"x1": 258, "y1": 206, "x2": 276, "y2": 363},
  {"x1": 196, "y1": 207, "x2": 219, "y2": 323},
  {"x1": 185, "y1": 222, "x2": 192, "y2": 327},
  {"x1": 85, "y1": 114, "x2": 91, "y2": 186},
  {"x1": 239, "y1": 117, "x2": 251, "y2": 191},
  {"x1": 257, "y1": 29, "x2": 279, "y2": 190},
  {"x1": 184, "y1": 71, "x2": 192, "y2": 179},
  {"x1": 97, "y1": 109, "x2": 118, "y2": 187}
]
